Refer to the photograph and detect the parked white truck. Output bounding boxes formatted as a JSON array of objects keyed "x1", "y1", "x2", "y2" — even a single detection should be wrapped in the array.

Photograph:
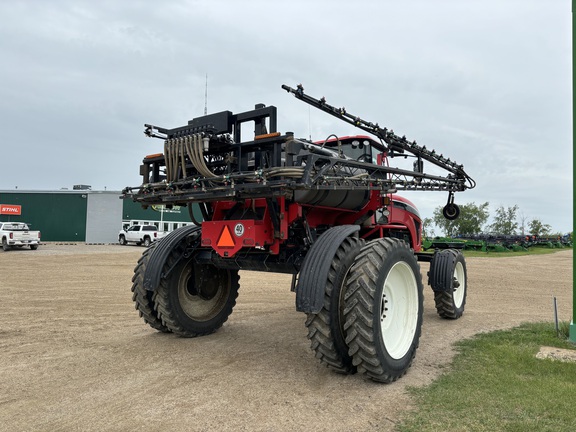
[
  {"x1": 118, "y1": 225, "x2": 165, "y2": 246},
  {"x1": 0, "y1": 222, "x2": 41, "y2": 251}
]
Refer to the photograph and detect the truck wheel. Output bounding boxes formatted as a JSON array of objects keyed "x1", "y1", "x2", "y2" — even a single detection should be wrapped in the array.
[
  {"x1": 30, "y1": 245, "x2": 38, "y2": 250},
  {"x1": 429, "y1": 249, "x2": 467, "y2": 319},
  {"x1": 131, "y1": 242, "x2": 170, "y2": 332},
  {"x1": 154, "y1": 249, "x2": 240, "y2": 337},
  {"x1": 344, "y1": 238, "x2": 423, "y2": 383},
  {"x1": 305, "y1": 236, "x2": 365, "y2": 374},
  {"x1": 2, "y1": 238, "x2": 10, "y2": 251},
  {"x1": 119, "y1": 235, "x2": 127, "y2": 245},
  {"x1": 143, "y1": 237, "x2": 151, "y2": 247}
]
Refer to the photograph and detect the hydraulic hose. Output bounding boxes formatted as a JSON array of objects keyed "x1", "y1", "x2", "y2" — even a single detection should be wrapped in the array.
[{"x1": 164, "y1": 134, "x2": 218, "y2": 181}]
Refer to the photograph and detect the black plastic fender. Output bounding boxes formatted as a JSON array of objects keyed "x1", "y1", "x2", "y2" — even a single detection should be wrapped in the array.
[
  {"x1": 296, "y1": 225, "x2": 360, "y2": 313},
  {"x1": 143, "y1": 225, "x2": 201, "y2": 291}
]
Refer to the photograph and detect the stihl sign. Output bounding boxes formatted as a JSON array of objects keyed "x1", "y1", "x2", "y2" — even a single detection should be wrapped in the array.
[{"x1": 0, "y1": 204, "x2": 22, "y2": 215}]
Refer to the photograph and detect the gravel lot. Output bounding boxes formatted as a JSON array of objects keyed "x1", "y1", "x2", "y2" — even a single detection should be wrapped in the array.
[{"x1": 0, "y1": 243, "x2": 572, "y2": 431}]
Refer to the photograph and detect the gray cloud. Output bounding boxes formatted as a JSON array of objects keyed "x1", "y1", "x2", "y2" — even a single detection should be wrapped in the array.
[{"x1": 0, "y1": 0, "x2": 571, "y2": 232}]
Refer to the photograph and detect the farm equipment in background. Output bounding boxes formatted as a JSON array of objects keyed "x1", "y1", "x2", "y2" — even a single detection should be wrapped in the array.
[
  {"x1": 425, "y1": 234, "x2": 572, "y2": 252},
  {"x1": 122, "y1": 84, "x2": 475, "y2": 382}
]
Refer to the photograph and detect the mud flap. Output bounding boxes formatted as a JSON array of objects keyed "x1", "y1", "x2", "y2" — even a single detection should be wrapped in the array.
[
  {"x1": 143, "y1": 225, "x2": 201, "y2": 291},
  {"x1": 296, "y1": 225, "x2": 360, "y2": 313}
]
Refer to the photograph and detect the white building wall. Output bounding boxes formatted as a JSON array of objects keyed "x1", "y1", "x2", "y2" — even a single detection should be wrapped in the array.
[{"x1": 85, "y1": 192, "x2": 123, "y2": 243}]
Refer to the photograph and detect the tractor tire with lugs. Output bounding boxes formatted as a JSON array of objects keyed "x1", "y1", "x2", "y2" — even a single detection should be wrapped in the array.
[
  {"x1": 131, "y1": 242, "x2": 170, "y2": 333},
  {"x1": 344, "y1": 238, "x2": 423, "y2": 383},
  {"x1": 305, "y1": 235, "x2": 365, "y2": 374},
  {"x1": 428, "y1": 249, "x2": 467, "y2": 319},
  {"x1": 153, "y1": 245, "x2": 240, "y2": 338}
]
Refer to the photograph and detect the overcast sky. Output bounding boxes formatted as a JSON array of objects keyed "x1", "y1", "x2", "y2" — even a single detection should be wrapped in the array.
[{"x1": 0, "y1": 0, "x2": 572, "y2": 233}]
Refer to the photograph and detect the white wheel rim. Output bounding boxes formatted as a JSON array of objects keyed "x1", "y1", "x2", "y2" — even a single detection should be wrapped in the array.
[
  {"x1": 379, "y1": 261, "x2": 419, "y2": 360},
  {"x1": 453, "y1": 261, "x2": 465, "y2": 308}
]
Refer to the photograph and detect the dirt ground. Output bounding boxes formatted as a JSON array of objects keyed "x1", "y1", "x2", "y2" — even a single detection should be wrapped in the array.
[{"x1": 0, "y1": 244, "x2": 572, "y2": 431}]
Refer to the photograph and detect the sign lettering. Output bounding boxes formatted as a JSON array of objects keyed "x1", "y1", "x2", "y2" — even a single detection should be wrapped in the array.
[{"x1": 0, "y1": 204, "x2": 21, "y2": 215}]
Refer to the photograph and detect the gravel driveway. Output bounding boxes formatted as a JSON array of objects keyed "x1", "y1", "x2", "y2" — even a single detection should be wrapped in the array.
[{"x1": 0, "y1": 244, "x2": 572, "y2": 431}]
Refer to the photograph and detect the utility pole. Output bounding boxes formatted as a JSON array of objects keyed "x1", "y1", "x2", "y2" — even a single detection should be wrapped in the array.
[{"x1": 570, "y1": 0, "x2": 575, "y2": 344}]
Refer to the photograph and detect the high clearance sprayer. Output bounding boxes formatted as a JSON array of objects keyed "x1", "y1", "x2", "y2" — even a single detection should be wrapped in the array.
[{"x1": 123, "y1": 84, "x2": 475, "y2": 382}]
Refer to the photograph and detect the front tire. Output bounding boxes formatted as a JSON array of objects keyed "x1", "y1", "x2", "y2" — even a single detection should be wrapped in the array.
[
  {"x1": 119, "y1": 235, "x2": 127, "y2": 245},
  {"x1": 30, "y1": 245, "x2": 38, "y2": 250},
  {"x1": 429, "y1": 249, "x2": 467, "y2": 319},
  {"x1": 305, "y1": 236, "x2": 365, "y2": 374},
  {"x1": 344, "y1": 238, "x2": 423, "y2": 383},
  {"x1": 154, "y1": 249, "x2": 240, "y2": 337}
]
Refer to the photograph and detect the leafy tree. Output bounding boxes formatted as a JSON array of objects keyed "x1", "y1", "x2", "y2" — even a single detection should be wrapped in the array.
[
  {"x1": 422, "y1": 217, "x2": 435, "y2": 238},
  {"x1": 528, "y1": 219, "x2": 551, "y2": 237},
  {"x1": 518, "y1": 212, "x2": 528, "y2": 235},
  {"x1": 490, "y1": 205, "x2": 519, "y2": 235},
  {"x1": 432, "y1": 202, "x2": 489, "y2": 237}
]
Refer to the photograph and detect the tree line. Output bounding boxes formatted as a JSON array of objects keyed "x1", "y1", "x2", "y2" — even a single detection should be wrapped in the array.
[{"x1": 423, "y1": 203, "x2": 562, "y2": 238}]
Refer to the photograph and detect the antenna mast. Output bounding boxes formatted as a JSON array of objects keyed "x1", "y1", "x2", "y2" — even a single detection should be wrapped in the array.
[{"x1": 204, "y1": 74, "x2": 208, "y2": 115}]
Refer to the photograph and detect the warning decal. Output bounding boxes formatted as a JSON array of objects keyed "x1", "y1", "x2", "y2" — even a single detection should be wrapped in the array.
[{"x1": 217, "y1": 225, "x2": 235, "y2": 247}]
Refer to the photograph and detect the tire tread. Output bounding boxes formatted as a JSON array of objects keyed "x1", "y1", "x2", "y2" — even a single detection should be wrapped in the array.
[
  {"x1": 305, "y1": 236, "x2": 364, "y2": 374},
  {"x1": 344, "y1": 238, "x2": 423, "y2": 383},
  {"x1": 131, "y1": 242, "x2": 170, "y2": 332}
]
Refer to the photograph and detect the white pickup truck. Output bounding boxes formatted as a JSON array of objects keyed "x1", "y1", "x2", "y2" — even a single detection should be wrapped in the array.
[
  {"x1": 0, "y1": 222, "x2": 41, "y2": 251},
  {"x1": 118, "y1": 225, "x2": 166, "y2": 247}
]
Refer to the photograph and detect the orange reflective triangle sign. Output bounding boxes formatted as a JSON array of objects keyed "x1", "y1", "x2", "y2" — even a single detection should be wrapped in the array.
[{"x1": 217, "y1": 225, "x2": 235, "y2": 247}]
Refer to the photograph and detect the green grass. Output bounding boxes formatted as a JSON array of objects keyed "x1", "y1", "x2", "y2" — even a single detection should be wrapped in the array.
[
  {"x1": 396, "y1": 322, "x2": 576, "y2": 432},
  {"x1": 462, "y1": 247, "x2": 570, "y2": 258}
]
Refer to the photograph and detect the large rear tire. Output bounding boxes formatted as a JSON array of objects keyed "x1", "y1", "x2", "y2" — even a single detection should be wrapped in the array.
[
  {"x1": 344, "y1": 238, "x2": 423, "y2": 383},
  {"x1": 305, "y1": 236, "x2": 365, "y2": 374},
  {"x1": 131, "y1": 242, "x2": 170, "y2": 332},
  {"x1": 154, "y1": 248, "x2": 240, "y2": 337},
  {"x1": 429, "y1": 249, "x2": 467, "y2": 319}
]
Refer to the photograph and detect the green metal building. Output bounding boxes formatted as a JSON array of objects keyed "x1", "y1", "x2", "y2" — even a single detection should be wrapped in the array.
[{"x1": 0, "y1": 189, "x2": 197, "y2": 243}]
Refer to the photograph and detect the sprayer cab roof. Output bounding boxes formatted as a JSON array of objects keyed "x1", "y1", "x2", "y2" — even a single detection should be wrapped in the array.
[
  {"x1": 317, "y1": 135, "x2": 386, "y2": 162},
  {"x1": 318, "y1": 135, "x2": 385, "y2": 150}
]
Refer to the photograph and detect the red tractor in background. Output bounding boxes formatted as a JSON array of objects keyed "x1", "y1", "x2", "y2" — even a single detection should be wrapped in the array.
[{"x1": 124, "y1": 84, "x2": 475, "y2": 382}]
